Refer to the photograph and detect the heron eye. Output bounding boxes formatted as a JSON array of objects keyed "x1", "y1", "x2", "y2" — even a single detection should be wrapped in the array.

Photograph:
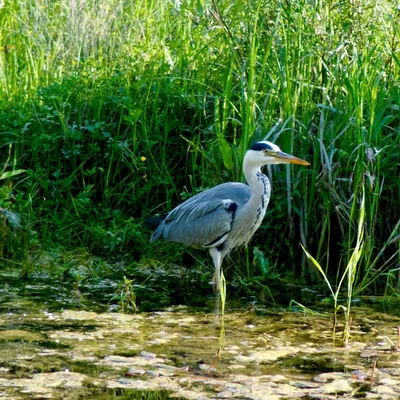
[{"x1": 263, "y1": 149, "x2": 270, "y2": 155}]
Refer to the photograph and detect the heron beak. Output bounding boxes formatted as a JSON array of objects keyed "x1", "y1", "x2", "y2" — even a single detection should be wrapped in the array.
[{"x1": 275, "y1": 151, "x2": 310, "y2": 166}]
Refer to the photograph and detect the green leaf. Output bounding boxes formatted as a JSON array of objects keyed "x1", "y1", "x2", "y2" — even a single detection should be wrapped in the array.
[
  {"x1": 301, "y1": 244, "x2": 336, "y2": 300},
  {"x1": 0, "y1": 169, "x2": 27, "y2": 181},
  {"x1": 218, "y1": 139, "x2": 234, "y2": 170}
]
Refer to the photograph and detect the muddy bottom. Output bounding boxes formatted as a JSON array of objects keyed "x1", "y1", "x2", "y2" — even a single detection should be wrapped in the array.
[{"x1": 1, "y1": 293, "x2": 400, "y2": 400}]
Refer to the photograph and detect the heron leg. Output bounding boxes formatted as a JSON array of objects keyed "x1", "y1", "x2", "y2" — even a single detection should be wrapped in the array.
[{"x1": 209, "y1": 247, "x2": 222, "y2": 294}]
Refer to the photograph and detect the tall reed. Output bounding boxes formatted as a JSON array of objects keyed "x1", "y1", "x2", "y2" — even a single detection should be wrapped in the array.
[{"x1": 0, "y1": 0, "x2": 398, "y2": 295}]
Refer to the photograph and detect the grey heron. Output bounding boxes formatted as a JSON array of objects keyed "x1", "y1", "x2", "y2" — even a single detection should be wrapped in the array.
[{"x1": 147, "y1": 141, "x2": 310, "y2": 292}]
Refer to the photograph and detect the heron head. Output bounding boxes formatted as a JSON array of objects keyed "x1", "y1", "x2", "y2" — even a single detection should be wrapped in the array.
[{"x1": 247, "y1": 141, "x2": 310, "y2": 166}]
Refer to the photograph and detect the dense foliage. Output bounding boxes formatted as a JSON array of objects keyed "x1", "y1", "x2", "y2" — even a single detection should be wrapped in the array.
[{"x1": 0, "y1": 0, "x2": 399, "y2": 298}]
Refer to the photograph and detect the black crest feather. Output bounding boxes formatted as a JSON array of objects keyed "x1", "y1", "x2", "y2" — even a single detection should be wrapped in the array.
[{"x1": 250, "y1": 142, "x2": 272, "y2": 151}]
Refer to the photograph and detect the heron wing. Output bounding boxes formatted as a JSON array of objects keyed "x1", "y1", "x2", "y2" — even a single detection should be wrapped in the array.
[{"x1": 151, "y1": 182, "x2": 251, "y2": 248}]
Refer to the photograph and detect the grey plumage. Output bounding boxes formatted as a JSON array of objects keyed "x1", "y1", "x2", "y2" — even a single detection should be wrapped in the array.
[
  {"x1": 147, "y1": 141, "x2": 309, "y2": 292},
  {"x1": 151, "y1": 182, "x2": 250, "y2": 248}
]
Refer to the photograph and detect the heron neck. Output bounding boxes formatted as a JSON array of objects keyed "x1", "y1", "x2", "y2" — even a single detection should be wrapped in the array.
[{"x1": 243, "y1": 159, "x2": 269, "y2": 197}]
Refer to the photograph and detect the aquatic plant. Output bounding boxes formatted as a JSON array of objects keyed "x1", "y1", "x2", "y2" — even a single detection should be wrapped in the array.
[
  {"x1": 110, "y1": 276, "x2": 138, "y2": 313},
  {"x1": 301, "y1": 186, "x2": 365, "y2": 342}
]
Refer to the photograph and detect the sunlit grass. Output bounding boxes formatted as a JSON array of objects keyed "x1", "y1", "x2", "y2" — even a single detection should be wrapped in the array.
[{"x1": 301, "y1": 186, "x2": 365, "y2": 343}]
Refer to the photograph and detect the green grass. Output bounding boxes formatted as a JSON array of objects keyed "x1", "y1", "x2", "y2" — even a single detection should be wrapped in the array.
[
  {"x1": 0, "y1": 0, "x2": 399, "y2": 301},
  {"x1": 301, "y1": 185, "x2": 365, "y2": 342}
]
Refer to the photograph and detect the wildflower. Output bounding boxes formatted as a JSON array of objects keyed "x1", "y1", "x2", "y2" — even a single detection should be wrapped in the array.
[{"x1": 141, "y1": 156, "x2": 146, "y2": 162}]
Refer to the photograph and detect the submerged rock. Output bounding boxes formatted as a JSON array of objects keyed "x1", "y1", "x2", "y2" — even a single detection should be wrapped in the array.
[
  {"x1": 0, "y1": 371, "x2": 88, "y2": 396},
  {"x1": 250, "y1": 347, "x2": 300, "y2": 362},
  {"x1": 101, "y1": 355, "x2": 165, "y2": 367},
  {"x1": 107, "y1": 376, "x2": 179, "y2": 392},
  {"x1": 322, "y1": 378, "x2": 353, "y2": 394}
]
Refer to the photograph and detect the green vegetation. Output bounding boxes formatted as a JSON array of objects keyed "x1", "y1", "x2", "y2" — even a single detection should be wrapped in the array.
[
  {"x1": 302, "y1": 185, "x2": 366, "y2": 343},
  {"x1": 0, "y1": 0, "x2": 399, "y2": 304},
  {"x1": 110, "y1": 275, "x2": 138, "y2": 312}
]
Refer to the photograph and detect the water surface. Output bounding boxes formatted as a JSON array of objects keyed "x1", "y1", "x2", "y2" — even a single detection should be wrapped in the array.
[{"x1": 1, "y1": 275, "x2": 399, "y2": 399}]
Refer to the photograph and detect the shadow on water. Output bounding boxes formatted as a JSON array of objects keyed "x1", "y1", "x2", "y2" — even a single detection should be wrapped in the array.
[
  {"x1": 87, "y1": 388, "x2": 183, "y2": 400},
  {"x1": 2, "y1": 268, "x2": 399, "y2": 317},
  {"x1": 8, "y1": 388, "x2": 180, "y2": 400}
]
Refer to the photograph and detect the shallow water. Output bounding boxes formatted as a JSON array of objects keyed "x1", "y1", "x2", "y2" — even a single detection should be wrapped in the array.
[{"x1": 0, "y1": 275, "x2": 399, "y2": 399}]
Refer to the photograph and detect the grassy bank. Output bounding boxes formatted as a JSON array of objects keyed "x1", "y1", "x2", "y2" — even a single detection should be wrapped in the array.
[{"x1": 0, "y1": 0, "x2": 399, "y2": 301}]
